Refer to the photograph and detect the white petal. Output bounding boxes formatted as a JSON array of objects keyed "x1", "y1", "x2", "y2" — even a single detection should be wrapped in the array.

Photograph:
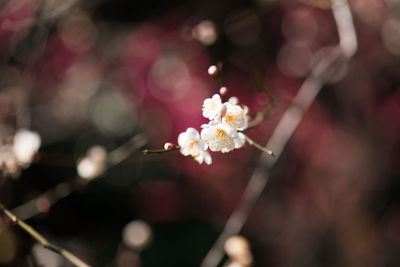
[
  {"x1": 177, "y1": 132, "x2": 189, "y2": 147},
  {"x1": 220, "y1": 123, "x2": 236, "y2": 136},
  {"x1": 203, "y1": 151, "x2": 212, "y2": 165},
  {"x1": 186, "y1": 127, "x2": 200, "y2": 139},
  {"x1": 200, "y1": 127, "x2": 212, "y2": 141},
  {"x1": 198, "y1": 138, "x2": 208, "y2": 151},
  {"x1": 221, "y1": 147, "x2": 230, "y2": 153},
  {"x1": 211, "y1": 94, "x2": 221, "y2": 104},
  {"x1": 194, "y1": 153, "x2": 204, "y2": 164},
  {"x1": 228, "y1": 96, "x2": 238, "y2": 105},
  {"x1": 234, "y1": 132, "x2": 246, "y2": 149},
  {"x1": 180, "y1": 146, "x2": 191, "y2": 156}
]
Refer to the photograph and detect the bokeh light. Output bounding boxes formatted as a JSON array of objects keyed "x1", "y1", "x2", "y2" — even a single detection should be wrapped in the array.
[
  {"x1": 90, "y1": 91, "x2": 136, "y2": 137},
  {"x1": 149, "y1": 55, "x2": 191, "y2": 102},
  {"x1": 122, "y1": 220, "x2": 152, "y2": 251},
  {"x1": 192, "y1": 20, "x2": 218, "y2": 45}
]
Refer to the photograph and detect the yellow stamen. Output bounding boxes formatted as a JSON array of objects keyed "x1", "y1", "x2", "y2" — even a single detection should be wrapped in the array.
[
  {"x1": 225, "y1": 113, "x2": 235, "y2": 123},
  {"x1": 216, "y1": 129, "x2": 227, "y2": 140}
]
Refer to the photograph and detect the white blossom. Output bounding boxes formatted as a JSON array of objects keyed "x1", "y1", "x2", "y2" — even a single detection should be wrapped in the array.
[
  {"x1": 177, "y1": 127, "x2": 212, "y2": 165},
  {"x1": 201, "y1": 121, "x2": 245, "y2": 153},
  {"x1": 221, "y1": 102, "x2": 248, "y2": 131},
  {"x1": 202, "y1": 94, "x2": 223, "y2": 120},
  {"x1": 13, "y1": 129, "x2": 41, "y2": 166}
]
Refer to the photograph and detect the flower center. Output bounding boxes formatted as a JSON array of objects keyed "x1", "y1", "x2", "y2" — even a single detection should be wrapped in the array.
[
  {"x1": 225, "y1": 113, "x2": 235, "y2": 124},
  {"x1": 189, "y1": 140, "x2": 198, "y2": 148},
  {"x1": 216, "y1": 129, "x2": 227, "y2": 140}
]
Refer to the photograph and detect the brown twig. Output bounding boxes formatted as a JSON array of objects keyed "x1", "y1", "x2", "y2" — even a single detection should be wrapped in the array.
[
  {"x1": 0, "y1": 202, "x2": 91, "y2": 267},
  {"x1": 245, "y1": 102, "x2": 277, "y2": 131},
  {"x1": 142, "y1": 145, "x2": 180, "y2": 154}
]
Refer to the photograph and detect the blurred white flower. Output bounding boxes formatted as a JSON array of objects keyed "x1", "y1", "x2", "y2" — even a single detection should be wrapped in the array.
[
  {"x1": 225, "y1": 235, "x2": 253, "y2": 267},
  {"x1": 202, "y1": 94, "x2": 223, "y2": 120},
  {"x1": 192, "y1": 20, "x2": 218, "y2": 45},
  {"x1": 13, "y1": 129, "x2": 41, "y2": 166},
  {"x1": 77, "y1": 145, "x2": 107, "y2": 180},
  {"x1": 77, "y1": 157, "x2": 101, "y2": 180},
  {"x1": 0, "y1": 145, "x2": 19, "y2": 175},
  {"x1": 122, "y1": 220, "x2": 152, "y2": 251},
  {"x1": 221, "y1": 102, "x2": 248, "y2": 131},
  {"x1": 224, "y1": 235, "x2": 250, "y2": 258},
  {"x1": 178, "y1": 127, "x2": 212, "y2": 165}
]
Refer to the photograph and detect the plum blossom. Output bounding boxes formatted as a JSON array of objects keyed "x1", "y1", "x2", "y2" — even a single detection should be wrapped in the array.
[
  {"x1": 221, "y1": 102, "x2": 248, "y2": 131},
  {"x1": 201, "y1": 121, "x2": 246, "y2": 153},
  {"x1": 178, "y1": 127, "x2": 212, "y2": 165},
  {"x1": 202, "y1": 94, "x2": 223, "y2": 120},
  {"x1": 170, "y1": 92, "x2": 253, "y2": 164}
]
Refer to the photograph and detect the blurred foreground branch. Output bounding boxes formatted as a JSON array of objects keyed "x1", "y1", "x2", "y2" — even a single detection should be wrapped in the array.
[
  {"x1": 0, "y1": 202, "x2": 91, "y2": 267},
  {"x1": 200, "y1": 0, "x2": 357, "y2": 266},
  {"x1": 11, "y1": 134, "x2": 147, "y2": 220}
]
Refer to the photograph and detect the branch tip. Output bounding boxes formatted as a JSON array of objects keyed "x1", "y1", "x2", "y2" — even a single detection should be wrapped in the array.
[{"x1": 142, "y1": 146, "x2": 180, "y2": 154}]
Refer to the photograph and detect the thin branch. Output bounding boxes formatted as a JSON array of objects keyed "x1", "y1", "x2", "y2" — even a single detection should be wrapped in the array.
[
  {"x1": 142, "y1": 146, "x2": 180, "y2": 154},
  {"x1": 0, "y1": 202, "x2": 91, "y2": 267},
  {"x1": 200, "y1": 0, "x2": 357, "y2": 266},
  {"x1": 107, "y1": 134, "x2": 147, "y2": 166},
  {"x1": 245, "y1": 102, "x2": 277, "y2": 131},
  {"x1": 11, "y1": 133, "x2": 147, "y2": 221}
]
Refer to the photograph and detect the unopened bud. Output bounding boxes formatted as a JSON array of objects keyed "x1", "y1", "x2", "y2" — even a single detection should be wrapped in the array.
[
  {"x1": 228, "y1": 96, "x2": 239, "y2": 105},
  {"x1": 219, "y1": 86, "x2": 228, "y2": 96},
  {"x1": 164, "y1": 142, "x2": 175, "y2": 150},
  {"x1": 208, "y1": 65, "x2": 218, "y2": 76}
]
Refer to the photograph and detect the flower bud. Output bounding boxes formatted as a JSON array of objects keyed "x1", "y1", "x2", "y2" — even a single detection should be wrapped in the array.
[
  {"x1": 164, "y1": 142, "x2": 175, "y2": 150},
  {"x1": 219, "y1": 86, "x2": 228, "y2": 96},
  {"x1": 208, "y1": 65, "x2": 218, "y2": 76}
]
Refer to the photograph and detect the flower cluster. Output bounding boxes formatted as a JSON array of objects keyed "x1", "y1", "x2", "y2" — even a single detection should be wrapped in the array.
[{"x1": 177, "y1": 93, "x2": 248, "y2": 165}]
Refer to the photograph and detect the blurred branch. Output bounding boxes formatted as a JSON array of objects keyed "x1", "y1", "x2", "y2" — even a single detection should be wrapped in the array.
[
  {"x1": 199, "y1": 0, "x2": 357, "y2": 266},
  {"x1": 245, "y1": 102, "x2": 277, "y2": 131},
  {"x1": 331, "y1": 0, "x2": 358, "y2": 58},
  {"x1": 0, "y1": 202, "x2": 91, "y2": 267},
  {"x1": 11, "y1": 134, "x2": 147, "y2": 220}
]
